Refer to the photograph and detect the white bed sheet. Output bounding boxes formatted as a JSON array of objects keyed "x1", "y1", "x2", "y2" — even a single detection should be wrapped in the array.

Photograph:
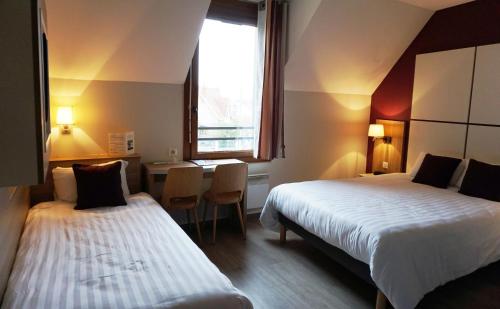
[
  {"x1": 2, "y1": 193, "x2": 252, "y2": 309},
  {"x1": 260, "y1": 173, "x2": 500, "y2": 309}
]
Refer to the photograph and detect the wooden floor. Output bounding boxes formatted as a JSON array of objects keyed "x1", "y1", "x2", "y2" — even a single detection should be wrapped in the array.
[{"x1": 184, "y1": 216, "x2": 500, "y2": 309}]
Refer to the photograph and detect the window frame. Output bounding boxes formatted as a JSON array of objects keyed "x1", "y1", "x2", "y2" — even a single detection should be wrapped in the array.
[{"x1": 183, "y1": 0, "x2": 264, "y2": 162}]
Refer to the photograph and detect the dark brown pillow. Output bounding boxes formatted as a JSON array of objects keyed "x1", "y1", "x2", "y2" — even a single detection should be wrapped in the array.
[
  {"x1": 73, "y1": 162, "x2": 127, "y2": 210},
  {"x1": 459, "y1": 159, "x2": 500, "y2": 202},
  {"x1": 412, "y1": 154, "x2": 461, "y2": 188}
]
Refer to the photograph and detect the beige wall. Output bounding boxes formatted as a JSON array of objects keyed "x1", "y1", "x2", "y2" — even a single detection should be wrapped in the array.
[
  {"x1": 50, "y1": 78, "x2": 183, "y2": 162},
  {"x1": 269, "y1": 91, "x2": 370, "y2": 187}
]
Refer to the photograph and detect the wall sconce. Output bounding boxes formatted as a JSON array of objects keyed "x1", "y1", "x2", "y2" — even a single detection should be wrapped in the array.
[
  {"x1": 368, "y1": 124, "x2": 392, "y2": 144},
  {"x1": 56, "y1": 106, "x2": 74, "y2": 134}
]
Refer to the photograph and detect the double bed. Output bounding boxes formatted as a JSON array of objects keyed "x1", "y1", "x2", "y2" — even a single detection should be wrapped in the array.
[
  {"x1": 1, "y1": 156, "x2": 252, "y2": 309},
  {"x1": 260, "y1": 173, "x2": 500, "y2": 309},
  {"x1": 261, "y1": 44, "x2": 500, "y2": 309}
]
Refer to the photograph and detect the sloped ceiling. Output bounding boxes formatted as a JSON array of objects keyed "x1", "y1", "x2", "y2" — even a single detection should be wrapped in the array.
[
  {"x1": 46, "y1": 0, "x2": 210, "y2": 84},
  {"x1": 397, "y1": 0, "x2": 473, "y2": 11},
  {"x1": 287, "y1": 0, "x2": 322, "y2": 61},
  {"x1": 47, "y1": 0, "x2": 434, "y2": 94},
  {"x1": 285, "y1": 0, "x2": 432, "y2": 95}
]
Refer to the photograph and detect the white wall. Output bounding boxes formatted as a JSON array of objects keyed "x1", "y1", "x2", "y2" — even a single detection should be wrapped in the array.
[
  {"x1": 285, "y1": 0, "x2": 431, "y2": 95},
  {"x1": 46, "y1": 0, "x2": 210, "y2": 84},
  {"x1": 49, "y1": 79, "x2": 370, "y2": 182},
  {"x1": 49, "y1": 79, "x2": 370, "y2": 210},
  {"x1": 287, "y1": 0, "x2": 321, "y2": 61},
  {"x1": 269, "y1": 91, "x2": 370, "y2": 188},
  {"x1": 50, "y1": 78, "x2": 183, "y2": 162}
]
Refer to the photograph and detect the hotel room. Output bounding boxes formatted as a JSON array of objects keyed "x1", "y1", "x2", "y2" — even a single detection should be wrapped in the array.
[{"x1": 0, "y1": 0, "x2": 499, "y2": 308}]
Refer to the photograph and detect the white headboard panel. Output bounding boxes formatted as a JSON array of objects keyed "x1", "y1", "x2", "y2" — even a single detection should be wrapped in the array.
[
  {"x1": 469, "y1": 44, "x2": 500, "y2": 125},
  {"x1": 407, "y1": 121, "x2": 466, "y2": 171},
  {"x1": 466, "y1": 126, "x2": 500, "y2": 164},
  {"x1": 411, "y1": 47, "x2": 474, "y2": 123},
  {"x1": 408, "y1": 43, "x2": 500, "y2": 169}
]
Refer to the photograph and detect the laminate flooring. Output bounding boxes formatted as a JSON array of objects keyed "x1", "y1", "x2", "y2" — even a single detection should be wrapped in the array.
[{"x1": 185, "y1": 216, "x2": 500, "y2": 309}]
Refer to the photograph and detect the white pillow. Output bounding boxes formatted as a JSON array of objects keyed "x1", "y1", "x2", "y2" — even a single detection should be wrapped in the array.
[
  {"x1": 453, "y1": 158, "x2": 470, "y2": 188},
  {"x1": 53, "y1": 160, "x2": 130, "y2": 202},
  {"x1": 409, "y1": 152, "x2": 426, "y2": 178},
  {"x1": 53, "y1": 167, "x2": 78, "y2": 202}
]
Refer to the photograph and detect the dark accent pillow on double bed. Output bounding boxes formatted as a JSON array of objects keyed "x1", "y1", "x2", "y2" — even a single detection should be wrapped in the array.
[
  {"x1": 412, "y1": 154, "x2": 461, "y2": 188},
  {"x1": 73, "y1": 161, "x2": 127, "y2": 210},
  {"x1": 459, "y1": 159, "x2": 500, "y2": 202}
]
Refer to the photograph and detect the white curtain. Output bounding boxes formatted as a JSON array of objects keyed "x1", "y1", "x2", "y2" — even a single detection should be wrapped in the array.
[{"x1": 252, "y1": 2, "x2": 267, "y2": 158}]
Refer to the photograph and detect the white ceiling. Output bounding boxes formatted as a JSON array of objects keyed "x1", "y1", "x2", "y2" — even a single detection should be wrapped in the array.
[
  {"x1": 285, "y1": 0, "x2": 432, "y2": 95},
  {"x1": 396, "y1": 0, "x2": 473, "y2": 11},
  {"x1": 46, "y1": 0, "x2": 438, "y2": 95},
  {"x1": 46, "y1": 0, "x2": 210, "y2": 84},
  {"x1": 287, "y1": 0, "x2": 322, "y2": 62}
]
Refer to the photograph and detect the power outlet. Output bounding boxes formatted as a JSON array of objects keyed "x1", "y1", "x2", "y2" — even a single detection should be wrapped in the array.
[
  {"x1": 382, "y1": 161, "x2": 389, "y2": 169},
  {"x1": 169, "y1": 148, "x2": 178, "y2": 156}
]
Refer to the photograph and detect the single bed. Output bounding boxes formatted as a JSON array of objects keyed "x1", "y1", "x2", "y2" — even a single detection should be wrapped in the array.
[
  {"x1": 2, "y1": 192, "x2": 252, "y2": 309},
  {"x1": 1, "y1": 155, "x2": 252, "y2": 308},
  {"x1": 260, "y1": 173, "x2": 500, "y2": 309}
]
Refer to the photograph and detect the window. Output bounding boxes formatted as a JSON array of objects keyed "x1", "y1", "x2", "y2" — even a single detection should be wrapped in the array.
[
  {"x1": 198, "y1": 19, "x2": 257, "y2": 153},
  {"x1": 184, "y1": 0, "x2": 261, "y2": 161}
]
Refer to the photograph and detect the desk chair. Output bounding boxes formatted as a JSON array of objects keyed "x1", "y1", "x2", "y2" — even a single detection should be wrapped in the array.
[
  {"x1": 161, "y1": 166, "x2": 203, "y2": 243},
  {"x1": 202, "y1": 163, "x2": 247, "y2": 244}
]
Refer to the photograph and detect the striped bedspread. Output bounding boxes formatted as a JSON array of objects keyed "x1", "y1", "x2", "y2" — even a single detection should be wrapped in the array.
[
  {"x1": 260, "y1": 173, "x2": 500, "y2": 309},
  {"x1": 2, "y1": 193, "x2": 252, "y2": 309}
]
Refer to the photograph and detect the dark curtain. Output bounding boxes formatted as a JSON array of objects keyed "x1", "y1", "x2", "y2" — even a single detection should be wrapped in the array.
[{"x1": 257, "y1": 0, "x2": 287, "y2": 160}]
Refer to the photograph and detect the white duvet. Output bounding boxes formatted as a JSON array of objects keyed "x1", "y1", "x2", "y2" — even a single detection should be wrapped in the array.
[
  {"x1": 3, "y1": 193, "x2": 252, "y2": 309},
  {"x1": 260, "y1": 173, "x2": 500, "y2": 309}
]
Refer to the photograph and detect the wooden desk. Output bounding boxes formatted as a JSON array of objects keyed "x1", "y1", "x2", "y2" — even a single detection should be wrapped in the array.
[
  {"x1": 143, "y1": 159, "x2": 248, "y2": 229},
  {"x1": 145, "y1": 162, "x2": 196, "y2": 183},
  {"x1": 144, "y1": 159, "x2": 243, "y2": 189}
]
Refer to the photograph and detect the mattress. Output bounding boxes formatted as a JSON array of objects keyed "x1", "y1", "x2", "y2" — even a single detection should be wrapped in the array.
[
  {"x1": 260, "y1": 173, "x2": 500, "y2": 309},
  {"x1": 2, "y1": 193, "x2": 252, "y2": 309}
]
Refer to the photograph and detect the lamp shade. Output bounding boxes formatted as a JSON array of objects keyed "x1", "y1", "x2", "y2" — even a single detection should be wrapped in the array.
[
  {"x1": 56, "y1": 106, "x2": 74, "y2": 125},
  {"x1": 368, "y1": 124, "x2": 384, "y2": 137}
]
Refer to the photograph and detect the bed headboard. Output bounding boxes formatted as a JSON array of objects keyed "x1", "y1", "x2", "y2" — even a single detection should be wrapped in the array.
[
  {"x1": 30, "y1": 154, "x2": 141, "y2": 206},
  {"x1": 407, "y1": 43, "x2": 500, "y2": 171}
]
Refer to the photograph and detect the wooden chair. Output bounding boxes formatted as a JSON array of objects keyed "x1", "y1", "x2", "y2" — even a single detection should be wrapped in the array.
[
  {"x1": 202, "y1": 163, "x2": 248, "y2": 244},
  {"x1": 161, "y1": 166, "x2": 203, "y2": 243}
]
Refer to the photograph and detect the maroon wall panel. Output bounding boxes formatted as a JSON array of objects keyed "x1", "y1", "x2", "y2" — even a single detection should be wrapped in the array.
[{"x1": 366, "y1": 0, "x2": 500, "y2": 172}]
